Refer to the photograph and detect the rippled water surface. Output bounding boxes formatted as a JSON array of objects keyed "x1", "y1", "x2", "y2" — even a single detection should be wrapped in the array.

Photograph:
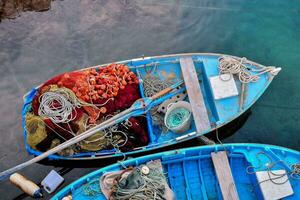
[{"x1": 0, "y1": 0, "x2": 300, "y2": 198}]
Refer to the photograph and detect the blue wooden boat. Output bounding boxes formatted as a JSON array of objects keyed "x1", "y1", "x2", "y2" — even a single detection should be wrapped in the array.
[
  {"x1": 22, "y1": 53, "x2": 280, "y2": 163},
  {"x1": 52, "y1": 143, "x2": 300, "y2": 200}
]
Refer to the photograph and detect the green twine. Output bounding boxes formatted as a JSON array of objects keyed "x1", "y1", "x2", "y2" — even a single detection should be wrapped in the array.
[
  {"x1": 83, "y1": 179, "x2": 102, "y2": 196},
  {"x1": 166, "y1": 107, "x2": 191, "y2": 128}
]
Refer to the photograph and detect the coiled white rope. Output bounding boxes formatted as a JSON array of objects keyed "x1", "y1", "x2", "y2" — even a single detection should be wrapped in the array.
[
  {"x1": 38, "y1": 90, "x2": 80, "y2": 124},
  {"x1": 38, "y1": 87, "x2": 112, "y2": 124},
  {"x1": 218, "y1": 56, "x2": 279, "y2": 84}
]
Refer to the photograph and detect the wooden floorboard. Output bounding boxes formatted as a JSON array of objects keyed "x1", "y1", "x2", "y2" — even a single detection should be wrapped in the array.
[
  {"x1": 179, "y1": 57, "x2": 210, "y2": 133},
  {"x1": 211, "y1": 151, "x2": 239, "y2": 200}
]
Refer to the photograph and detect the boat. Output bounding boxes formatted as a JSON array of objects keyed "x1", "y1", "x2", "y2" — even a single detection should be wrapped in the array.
[
  {"x1": 22, "y1": 53, "x2": 281, "y2": 164},
  {"x1": 52, "y1": 143, "x2": 300, "y2": 200}
]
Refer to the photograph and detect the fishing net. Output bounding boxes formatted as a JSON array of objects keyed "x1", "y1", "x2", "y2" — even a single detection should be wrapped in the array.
[
  {"x1": 76, "y1": 114, "x2": 120, "y2": 152},
  {"x1": 99, "y1": 160, "x2": 174, "y2": 200},
  {"x1": 142, "y1": 73, "x2": 173, "y2": 133},
  {"x1": 25, "y1": 113, "x2": 48, "y2": 150},
  {"x1": 26, "y1": 64, "x2": 149, "y2": 155}
]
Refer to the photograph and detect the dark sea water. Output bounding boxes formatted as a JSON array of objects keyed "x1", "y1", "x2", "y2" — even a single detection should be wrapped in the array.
[{"x1": 0, "y1": 0, "x2": 299, "y2": 199}]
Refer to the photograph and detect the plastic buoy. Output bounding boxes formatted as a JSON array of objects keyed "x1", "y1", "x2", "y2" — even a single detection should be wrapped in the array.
[
  {"x1": 141, "y1": 166, "x2": 150, "y2": 175},
  {"x1": 9, "y1": 173, "x2": 42, "y2": 198},
  {"x1": 62, "y1": 195, "x2": 72, "y2": 200}
]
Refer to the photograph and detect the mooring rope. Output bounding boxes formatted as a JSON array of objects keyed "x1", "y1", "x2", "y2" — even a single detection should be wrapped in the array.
[
  {"x1": 218, "y1": 56, "x2": 278, "y2": 83},
  {"x1": 246, "y1": 151, "x2": 300, "y2": 186}
]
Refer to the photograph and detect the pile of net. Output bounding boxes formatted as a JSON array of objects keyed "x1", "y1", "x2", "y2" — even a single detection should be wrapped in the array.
[
  {"x1": 99, "y1": 160, "x2": 174, "y2": 200},
  {"x1": 25, "y1": 63, "x2": 149, "y2": 155}
]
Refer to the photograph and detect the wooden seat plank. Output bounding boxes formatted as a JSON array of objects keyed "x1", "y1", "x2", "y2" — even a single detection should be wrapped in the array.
[
  {"x1": 179, "y1": 57, "x2": 210, "y2": 133},
  {"x1": 211, "y1": 151, "x2": 239, "y2": 200}
]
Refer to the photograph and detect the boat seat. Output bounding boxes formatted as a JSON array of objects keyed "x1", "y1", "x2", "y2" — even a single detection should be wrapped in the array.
[
  {"x1": 179, "y1": 57, "x2": 210, "y2": 133},
  {"x1": 211, "y1": 151, "x2": 239, "y2": 200}
]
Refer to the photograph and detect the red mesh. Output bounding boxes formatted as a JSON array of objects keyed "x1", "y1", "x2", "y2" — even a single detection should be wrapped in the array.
[{"x1": 30, "y1": 65, "x2": 149, "y2": 151}]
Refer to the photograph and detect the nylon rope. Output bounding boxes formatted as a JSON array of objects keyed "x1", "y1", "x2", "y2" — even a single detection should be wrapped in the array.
[{"x1": 218, "y1": 56, "x2": 278, "y2": 83}]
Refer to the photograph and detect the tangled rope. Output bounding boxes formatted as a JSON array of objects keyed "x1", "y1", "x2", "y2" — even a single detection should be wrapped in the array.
[
  {"x1": 38, "y1": 90, "x2": 79, "y2": 124},
  {"x1": 142, "y1": 72, "x2": 174, "y2": 133},
  {"x1": 143, "y1": 74, "x2": 173, "y2": 97},
  {"x1": 38, "y1": 87, "x2": 111, "y2": 124},
  {"x1": 101, "y1": 114, "x2": 131, "y2": 149},
  {"x1": 218, "y1": 56, "x2": 279, "y2": 84},
  {"x1": 246, "y1": 151, "x2": 300, "y2": 186},
  {"x1": 79, "y1": 113, "x2": 132, "y2": 152}
]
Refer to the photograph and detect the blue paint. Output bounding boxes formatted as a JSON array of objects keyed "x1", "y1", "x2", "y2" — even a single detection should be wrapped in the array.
[
  {"x1": 51, "y1": 143, "x2": 300, "y2": 200},
  {"x1": 22, "y1": 53, "x2": 276, "y2": 160}
]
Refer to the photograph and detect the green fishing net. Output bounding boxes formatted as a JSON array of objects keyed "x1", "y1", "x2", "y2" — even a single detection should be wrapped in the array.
[
  {"x1": 76, "y1": 114, "x2": 122, "y2": 152},
  {"x1": 25, "y1": 112, "x2": 48, "y2": 150}
]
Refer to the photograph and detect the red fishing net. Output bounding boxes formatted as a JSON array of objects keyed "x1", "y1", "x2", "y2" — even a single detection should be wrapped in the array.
[{"x1": 29, "y1": 64, "x2": 149, "y2": 153}]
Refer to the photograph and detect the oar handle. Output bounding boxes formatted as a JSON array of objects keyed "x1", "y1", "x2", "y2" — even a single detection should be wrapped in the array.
[
  {"x1": 151, "y1": 80, "x2": 184, "y2": 100},
  {"x1": 151, "y1": 87, "x2": 173, "y2": 100},
  {"x1": 10, "y1": 173, "x2": 42, "y2": 198}
]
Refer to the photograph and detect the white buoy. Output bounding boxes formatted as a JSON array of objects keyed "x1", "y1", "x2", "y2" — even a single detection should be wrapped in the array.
[{"x1": 62, "y1": 195, "x2": 72, "y2": 200}]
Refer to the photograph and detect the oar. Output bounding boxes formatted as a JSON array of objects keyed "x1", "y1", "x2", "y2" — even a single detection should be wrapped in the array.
[{"x1": 0, "y1": 80, "x2": 184, "y2": 181}]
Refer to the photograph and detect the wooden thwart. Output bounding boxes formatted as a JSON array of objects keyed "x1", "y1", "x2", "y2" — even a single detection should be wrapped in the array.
[
  {"x1": 211, "y1": 151, "x2": 239, "y2": 200},
  {"x1": 179, "y1": 57, "x2": 210, "y2": 133}
]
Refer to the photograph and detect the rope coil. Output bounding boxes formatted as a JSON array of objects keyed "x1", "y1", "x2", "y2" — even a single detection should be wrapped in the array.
[
  {"x1": 218, "y1": 56, "x2": 279, "y2": 84},
  {"x1": 38, "y1": 91, "x2": 79, "y2": 124},
  {"x1": 246, "y1": 151, "x2": 300, "y2": 186}
]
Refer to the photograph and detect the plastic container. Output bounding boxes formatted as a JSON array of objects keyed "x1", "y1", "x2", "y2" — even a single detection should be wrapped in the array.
[
  {"x1": 41, "y1": 170, "x2": 64, "y2": 193},
  {"x1": 164, "y1": 101, "x2": 192, "y2": 134}
]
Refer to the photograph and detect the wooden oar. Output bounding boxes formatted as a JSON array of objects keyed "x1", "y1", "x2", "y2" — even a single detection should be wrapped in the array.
[{"x1": 0, "y1": 80, "x2": 184, "y2": 181}]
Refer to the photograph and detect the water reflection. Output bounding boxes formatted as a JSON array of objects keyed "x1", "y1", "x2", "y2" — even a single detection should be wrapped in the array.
[
  {"x1": 0, "y1": 0, "x2": 300, "y2": 198},
  {"x1": 0, "y1": 0, "x2": 51, "y2": 21}
]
